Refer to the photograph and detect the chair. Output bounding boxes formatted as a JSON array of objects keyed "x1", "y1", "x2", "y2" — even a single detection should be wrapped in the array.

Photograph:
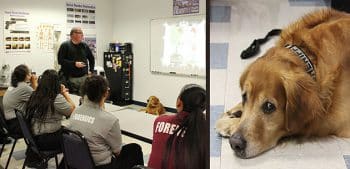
[
  {"x1": 0, "y1": 107, "x2": 23, "y2": 169},
  {"x1": 14, "y1": 109, "x2": 60, "y2": 169},
  {"x1": 61, "y1": 128, "x2": 96, "y2": 169},
  {"x1": 0, "y1": 117, "x2": 9, "y2": 155}
]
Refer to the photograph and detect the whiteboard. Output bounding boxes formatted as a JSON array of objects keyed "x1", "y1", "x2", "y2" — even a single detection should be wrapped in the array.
[{"x1": 150, "y1": 15, "x2": 205, "y2": 77}]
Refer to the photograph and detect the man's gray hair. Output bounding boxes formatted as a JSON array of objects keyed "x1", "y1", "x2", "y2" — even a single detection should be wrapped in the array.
[{"x1": 70, "y1": 27, "x2": 81, "y2": 36}]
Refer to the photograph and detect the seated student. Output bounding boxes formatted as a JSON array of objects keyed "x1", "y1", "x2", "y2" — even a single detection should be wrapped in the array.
[
  {"x1": 25, "y1": 69, "x2": 75, "y2": 168},
  {"x1": 69, "y1": 75, "x2": 144, "y2": 169},
  {"x1": 3, "y1": 64, "x2": 37, "y2": 136},
  {"x1": 148, "y1": 84, "x2": 207, "y2": 169}
]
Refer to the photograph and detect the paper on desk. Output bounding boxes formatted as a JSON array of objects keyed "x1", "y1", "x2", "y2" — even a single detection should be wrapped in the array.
[
  {"x1": 104, "y1": 103, "x2": 125, "y2": 112},
  {"x1": 220, "y1": 136, "x2": 350, "y2": 169}
]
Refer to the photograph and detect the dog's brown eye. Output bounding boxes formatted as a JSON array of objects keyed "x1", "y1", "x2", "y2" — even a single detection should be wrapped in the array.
[
  {"x1": 233, "y1": 110, "x2": 242, "y2": 118},
  {"x1": 262, "y1": 101, "x2": 275, "y2": 114},
  {"x1": 242, "y1": 93, "x2": 247, "y2": 105}
]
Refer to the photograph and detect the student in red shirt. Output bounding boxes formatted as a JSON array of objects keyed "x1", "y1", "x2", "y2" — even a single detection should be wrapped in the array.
[{"x1": 148, "y1": 84, "x2": 207, "y2": 169}]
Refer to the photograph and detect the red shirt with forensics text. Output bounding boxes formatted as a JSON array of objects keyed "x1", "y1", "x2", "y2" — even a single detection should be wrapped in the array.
[{"x1": 147, "y1": 111, "x2": 189, "y2": 169}]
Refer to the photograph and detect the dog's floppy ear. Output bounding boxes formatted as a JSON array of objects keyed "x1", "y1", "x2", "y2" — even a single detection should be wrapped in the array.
[{"x1": 282, "y1": 72, "x2": 325, "y2": 133}]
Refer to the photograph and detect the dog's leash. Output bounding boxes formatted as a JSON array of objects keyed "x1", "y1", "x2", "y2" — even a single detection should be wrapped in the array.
[{"x1": 240, "y1": 29, "x2": 282, "y2": 59}]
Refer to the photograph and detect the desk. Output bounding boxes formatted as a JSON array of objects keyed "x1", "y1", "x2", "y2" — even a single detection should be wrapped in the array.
[
  {"x1": 69, "y1": 94, "x2": 155, "y2": 143},
  {"x1": 110, "y1": 109, "x2": 156, "y2": 144},
  {"x1": 69, "y1": 94, "x2": 125, "y2": 112}
]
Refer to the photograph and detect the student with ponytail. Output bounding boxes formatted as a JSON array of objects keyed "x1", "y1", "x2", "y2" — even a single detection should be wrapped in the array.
[
  {"x1": 25, "y1": 69, "x2": 75, "y2": 168},
  {"x1": 148, "y1": 84, "x2": 207, "y2": 169}
]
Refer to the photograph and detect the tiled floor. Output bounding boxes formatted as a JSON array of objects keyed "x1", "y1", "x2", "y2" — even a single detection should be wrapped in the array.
[{"x1": 0, "y1": 104, "x2": 154, "y2": 169}]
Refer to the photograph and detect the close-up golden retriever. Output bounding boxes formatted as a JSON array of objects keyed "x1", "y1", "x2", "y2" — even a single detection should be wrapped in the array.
[
  {"x1": 215, "y1": 8, "x2": 350, "y2": 159},
  {"x1": 139, "y1": 96, "x2": 166, "y2": 116}
]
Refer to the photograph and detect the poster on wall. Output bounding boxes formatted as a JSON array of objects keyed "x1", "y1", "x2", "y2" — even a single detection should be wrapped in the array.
[
  {"x1": 66, "y1": 2, "x2": 96, "y2": 30},
  {"x1": 66, "y1": 2, "x2": 97, "y2": 60},
  {"x1": 173, "y1": 0, "x2": 199, "y2": 15},
  {"x1": 84, "y1": 36, "x2": 97, "y2": 59},
  {"x1": 36, "y1": 23, "x2": 54, "y2": 52},
  {"x1": 3, "y1": 11, "x2": 31, "y2": 54}
]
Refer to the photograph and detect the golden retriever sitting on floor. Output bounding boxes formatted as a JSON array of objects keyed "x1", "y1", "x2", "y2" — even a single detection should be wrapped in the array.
[
  {"x1": 140, "y1": 96, "x2": 166, "y2": 115},
  {"x1": 215, "y1": 9, "x2": 350, "y2": 159}
]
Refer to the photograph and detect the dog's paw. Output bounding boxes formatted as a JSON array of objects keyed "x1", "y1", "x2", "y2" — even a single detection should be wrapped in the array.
[
  {"x1": 215, "y1": 103, "x2": 242, "y2": 137},
  {"x1": 225, "y1": 103, "x2": 243, "y2": 118},
  {"x1": 226, "y1": 109, "x2": 242, "y2": 118},
  {"x1": 215, "y1": 117, "x2": 240, "y2": 137}
]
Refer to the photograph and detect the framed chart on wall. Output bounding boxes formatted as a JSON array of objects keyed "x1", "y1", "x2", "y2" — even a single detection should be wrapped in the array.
[{"x1": 150, "y1": 14, "x2": 205, "y2": 77}]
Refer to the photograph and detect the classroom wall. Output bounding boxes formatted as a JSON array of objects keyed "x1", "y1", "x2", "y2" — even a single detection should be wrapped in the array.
[
  {"x1": 0, "y1": 0, "x2": 114, "y2": 74},
  {"x1": 111, "y1": 0, "x2": 206, "y2": 108}
]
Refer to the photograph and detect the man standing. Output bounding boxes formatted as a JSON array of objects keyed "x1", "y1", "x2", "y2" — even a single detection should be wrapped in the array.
[{"x1": 58, "y1": 27, "x2": 95, "y2": 94}]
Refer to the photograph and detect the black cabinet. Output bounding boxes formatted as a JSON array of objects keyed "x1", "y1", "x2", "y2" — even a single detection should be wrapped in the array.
[{"x1": 103, "y1": 43, "x2": 133, "y2": 106}]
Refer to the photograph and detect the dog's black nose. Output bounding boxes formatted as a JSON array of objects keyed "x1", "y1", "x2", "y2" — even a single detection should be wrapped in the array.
[{"x1": 229, "y1": 132, "x2": 247, "y2": 157}]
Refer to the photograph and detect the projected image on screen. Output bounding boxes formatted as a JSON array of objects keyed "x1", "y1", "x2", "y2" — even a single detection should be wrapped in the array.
[
  {"x1": 162, "y1": 20, "x2": 205, "y2": 70},
  {"x1": 151, "y1": 15, "x2": 205, "y2": 77}
]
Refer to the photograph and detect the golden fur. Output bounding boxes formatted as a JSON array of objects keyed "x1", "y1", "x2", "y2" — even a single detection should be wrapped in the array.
[
  {"x1": 140, "y1": 96, "x2": 166, "y2": 115},
  {"x1": 216, "y1": 9, "x2": 350, "y2": 158}
]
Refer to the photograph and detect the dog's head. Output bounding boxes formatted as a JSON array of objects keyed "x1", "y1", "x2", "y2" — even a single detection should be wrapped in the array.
[
  {"x1": 147, "y1": 96, "x2": 161, "y2": 108},
  {"x1": 230, "y1": 47, "x2": 324, "y2": 158}
]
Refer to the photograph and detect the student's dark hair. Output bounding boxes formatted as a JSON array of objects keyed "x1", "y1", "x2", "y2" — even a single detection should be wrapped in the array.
[
  {"x1": 81, "y1": 75, "x2": 109, "y2": 103},
  {"x1": 25, "y1": 69, "x2": 61, "y2": 128},
  {"x1": 162, "y1": 84, "x2": 207, "y2": 169},
  {"x1": 11, "y1": 64, "x2": 29, "y2": 87}
]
